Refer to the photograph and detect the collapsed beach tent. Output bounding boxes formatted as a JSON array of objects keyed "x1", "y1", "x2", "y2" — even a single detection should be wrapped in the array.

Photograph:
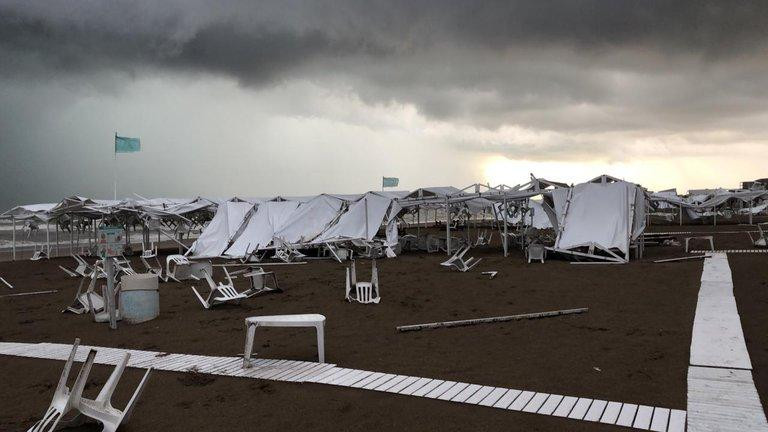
[
  {"x1": 312, "y1": 192, "x2": 402, "y2": 246},
  {"x1": 497, "y1": 200, "x2": 553, "y2": 229},
  {"x1": 273, "y1": 194, "x2": 349, "y2": 244},
  {"x1": 1, "y1": 203, "x2": 57, "y2": 222},
  {"x1": 224, "y1": 201, "x2": 301, "y2": 257},
  {"x1": 551, "y1": 179, "x2": 646, "y2": 262},
  {"x1": 188, "y1": 201, "x2": 254, "y2": 258}
]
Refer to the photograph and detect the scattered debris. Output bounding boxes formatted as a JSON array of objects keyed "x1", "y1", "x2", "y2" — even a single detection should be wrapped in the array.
[
  {"x1": 653, "y1": 255, "x2": 708, "y2": 263},
  {"x1": 397, "y1": 308, "x2": 589, "y2": 332},
  {"x1": 481, "y1": 271, "x2": 498, "y2": 279},
  {"x1": 0, "y1": 276, "x2": 13, "y2": 289},
  {"x1": 0, "y1": 290, "x2": 57, "y2": 298}
]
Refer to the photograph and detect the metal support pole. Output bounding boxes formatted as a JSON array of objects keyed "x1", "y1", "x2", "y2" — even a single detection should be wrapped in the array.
[
  {"x1": 69, "y1": 215, "x2": 74, "y2": 255},
  {"x1": 750, "y1": 199, "x2": 754, "y2": 225},
  {"x1": 713, "y1": 206, "x2": 717, "y2": 226},
  {"x1": 416, "y1": 207, "x2": 420, "y2": 240},
  {"x1": 105, "y1": 257, "x2": 117, "y2": 330},
  {"x1": 55, "y1": 221, "x2": 59, "y2": 258},
  {"x1": 445, "y1": 198, "x2": 451, "y2": 255},
  {"x1": 679, "y1": 204, "x2": 683, "y2": 226},
  {"x1": 46, "y1": 221, "x2": 50, "y2": 257},
  {"x1": 364, "y1": 197, "x2": 369, "y2": 240},
  {"x1": 11, "y1": 216, "x2": 16, "y2": 261},
  {"x1": 503, "y1": 197, "x2": 509, "y2": 257}
]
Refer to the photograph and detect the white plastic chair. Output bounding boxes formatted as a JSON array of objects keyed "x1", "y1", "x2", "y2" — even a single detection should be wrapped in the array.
[
  {"x1": 63, "y1": 272, "x2": 105, "y2": 315},
  {"x1": 30, "y1": 249, "x2": 48, "y2": 261},
  {"x1": 324, "y1": 242, "x2": 350, "y2": 263},
  {"x1": 440, "y1": 245, "x2": 482, "y2": 272},
  {"x1": 526, "y1": 243, "x2": 546, "y2": 263},
  {"x1": 274, "y1": 242, "x2": 306, "y2": 263},
  {"x1": 73, "y1": 352, "x2": 152, "y2": 432},
  {"x1": 191, "y1": 268, "x2": 248, "y2": 309},
  {"x1": 345, "y1": 260, "x2": 381, "y2": 304},
  {"x1": 350, "y1": 238, "x2": 384, "y2": 258},
  {"x1": 58, "y1": 265, "x2": 79, "y2": 277},
  {"x1": 475, "y1": 230, "x2": 493, "y2": 246},
  {"x1": 113, "y1": 256, "x2": 136, "y2": 278},
  {"x1": 139, "y1": 244, "x2": 164, "y2": 279},
  {"x1": 166, "y1": 255, "x2": 191, "y2": 282},
  {"x1": 71, "y1": 255, "x2": 96, "y2": 278},
  {"x1": 27, "y1": 340, "x2": 95, "y2": 432},
  {"x1": 241, "y1": 267, "x2": 282, "y2": 296}
]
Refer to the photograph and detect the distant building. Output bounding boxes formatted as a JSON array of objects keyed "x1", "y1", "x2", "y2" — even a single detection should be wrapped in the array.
[{"x1": 742, "y1": 178, "x2": 768, "y2": 190}]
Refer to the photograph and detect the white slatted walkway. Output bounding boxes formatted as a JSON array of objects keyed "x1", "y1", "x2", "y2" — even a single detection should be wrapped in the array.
[
  {"x1": 690, "y1": 249, "x2": 768, "y2": 254},
  {"x1": 691, "y1": 253, "x2": 751, "y2": 369},
  {"x1": 687, "y1": 253, "x2": 768, "y2": 431},
  {"x1": 0, "y1": 342, "x2": 684, "y2": 431}
]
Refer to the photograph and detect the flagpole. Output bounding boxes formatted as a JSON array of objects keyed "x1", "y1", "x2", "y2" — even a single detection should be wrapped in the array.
[{"x1": 113, "y1": 133, "x2": 117, "y2": 200}]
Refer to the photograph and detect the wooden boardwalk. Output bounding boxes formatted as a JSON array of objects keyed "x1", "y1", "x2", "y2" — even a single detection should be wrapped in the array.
[
  {"x1": 0, "y1": 341, "x2": 684, "y2": 431},
  {"x1": 687, "y1": 253, "x2": 768, "y2": 431},
  {"x1": 690, "y1": 249, "x2": 768, "y2": 254}
]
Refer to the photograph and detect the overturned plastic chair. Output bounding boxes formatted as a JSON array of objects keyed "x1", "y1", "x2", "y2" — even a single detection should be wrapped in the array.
[
  {"x1": 27, "y1": 339, "x2": 96, "y2": 432},
  {"x1": 345, "y1": 259, "x2": 381, "y2": 304},
  {"x1": 63, "y1": 272, "x2": 105, "y2": 315},
  {"x1": 440, "y1": 245, "x2": 482, "y2": 272},
  {"x1": 475, "y1": 230, "x2": 493, "y2": 247},
  {"x1": 71, "y1": 255, "x2": 96, "y2": 278},
  {"x1": 274, "y1": 242, "x2": 306, "y2": 263},
  {"x1": 73, "y1": 352, "x2": 152, "y2": 432},
  {"x1": 526, "y1": 243, "x2": 546, "y2": 264},
  {"x1": 191, "y1": 268, "x2": 249, "y2": 309},
  {"x1": 139, "y1": 244, "x2": 164, "y2": 279},
  {"x1": 165, "y1": 254, "x2": 192, "y2": 282}
]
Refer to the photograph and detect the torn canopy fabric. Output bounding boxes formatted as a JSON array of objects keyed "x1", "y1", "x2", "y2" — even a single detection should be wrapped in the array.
[
  {"x1": 273, "y1": 194, "x2": 347, "y2": 244},
  {"x1": 188, "y1": 201, "x2": 254, "y2": 258},
  {"x1": 312, "y1": 192, "x2": 402, "y2": 246},
  {"x1": 223, "y1": 201, "x2": 301, "y2": 257},
  {"x1": 552, "y1": 181, "x2": 646, "y2": 258}
]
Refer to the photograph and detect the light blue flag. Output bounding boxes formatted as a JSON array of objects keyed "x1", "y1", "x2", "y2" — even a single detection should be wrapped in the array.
[
  {"x1": 115, "y1": 135, "x2": 141, "y2": 153},
  {"x1": 382, "y1": 177, "x2": 399, "y2": 188}
]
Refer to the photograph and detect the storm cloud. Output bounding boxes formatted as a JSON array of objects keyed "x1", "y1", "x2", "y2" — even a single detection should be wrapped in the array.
[{"x1": 2, "y1": 1, "x2": 768, "y2": 208}]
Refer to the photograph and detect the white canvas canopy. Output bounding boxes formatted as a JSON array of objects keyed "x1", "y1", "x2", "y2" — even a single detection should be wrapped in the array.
[
  {"x1": 273, "y1": 194, "x2": 347, "y2": 244},
  {"x1": 224, "y1": 201, "x2": 301, "y2": 257},
  {"x1": 1, "y1": 203, "x2": 57, "y2": 221},
  {"x1": 188, "y1": 201, "x2": 254, "y2": 258},
  {"x1": 552, "y1": 180, "x2": 646, "y2": 260},
  {"x1": 313, "y1": 192, "x2": 402, "y2": 246}
]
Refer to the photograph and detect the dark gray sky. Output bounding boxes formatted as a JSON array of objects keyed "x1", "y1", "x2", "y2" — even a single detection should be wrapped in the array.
[{"x1": 3, "y1": 1, "x2": 768, "y2": 208}]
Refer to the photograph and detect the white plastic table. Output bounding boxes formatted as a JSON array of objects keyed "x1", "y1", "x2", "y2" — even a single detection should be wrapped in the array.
[{"x1": 243, "y1": 314, "x2": 326, "y2": 367}]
